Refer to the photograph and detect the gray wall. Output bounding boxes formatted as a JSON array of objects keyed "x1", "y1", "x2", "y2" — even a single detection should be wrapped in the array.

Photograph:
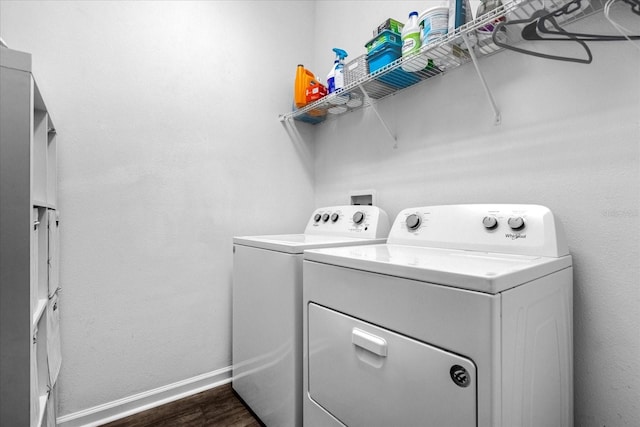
[{"x1": 0, "y1": 0, "x2": 316, "y2": 417}]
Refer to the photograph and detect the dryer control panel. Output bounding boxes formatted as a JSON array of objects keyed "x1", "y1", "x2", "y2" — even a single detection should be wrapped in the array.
[
  {"x1": 305, "y1": 205, "x2": 390, "y2": 239},
  {"x1": 388, "y1": 204, "x2": 568, "y2": 257}
]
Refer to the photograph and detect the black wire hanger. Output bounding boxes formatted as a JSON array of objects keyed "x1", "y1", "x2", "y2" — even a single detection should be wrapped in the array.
[
  {"x1": 492, "y1": 9, "x2": 593, "y2": 64},
  {"x1": 621, "y1": 0, "x2": 640, "y2": 15},
  {"x1": 527, "y1": 0, "x2": 640, "y2": 41}
]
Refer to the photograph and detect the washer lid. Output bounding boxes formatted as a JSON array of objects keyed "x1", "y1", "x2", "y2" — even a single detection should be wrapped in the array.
[
  {"x1": 233, "y1": 234, "x2": 386, "y2": 254},
  {"x1": 304, "y1": 244, "x2": 572, "y2": 293}
]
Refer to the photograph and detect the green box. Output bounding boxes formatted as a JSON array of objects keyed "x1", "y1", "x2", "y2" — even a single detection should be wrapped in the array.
[
  {"x1": 365, "y1": 30, "x2": 401, "y2": 53},
  {"x1": 377, "y1": 18, "x2": 404, "y2": 35}
]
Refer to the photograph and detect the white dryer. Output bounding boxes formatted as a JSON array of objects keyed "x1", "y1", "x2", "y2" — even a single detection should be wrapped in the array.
[
  {"x1": 303, "y1": 204, "x2": 573, "y2": 427},
  {"x1": 232, "y1": 205, "x2": 390, "y2": 427}
]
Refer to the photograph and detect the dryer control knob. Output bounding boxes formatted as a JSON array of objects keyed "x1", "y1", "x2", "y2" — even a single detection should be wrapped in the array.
[
  {"x1": 352, "y1": 211, "x2": 365, "y2": 224},
  {"x1": 406, "y1": 213, "x2": 421, "y2": 230},
  {"x1": 322, "y1": 213, "x2": 330, "y2": 222},
  {"x1": 508, "y1": 216, "x2": 525, "y2": 230},
  {"x1": 482, "y1": 216, "x2": 498, "y2": 230},
  {"x1": 331, "y1": 213, "x2": 340, "y2": 222},
  {"x1": 314, "y1": 213, "x2": 322, "y2": 223}
]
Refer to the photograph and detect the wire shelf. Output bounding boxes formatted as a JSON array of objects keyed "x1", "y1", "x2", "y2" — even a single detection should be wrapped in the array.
[{"x1": 280, "y1": 0, "x2": 606, "y2": 124}]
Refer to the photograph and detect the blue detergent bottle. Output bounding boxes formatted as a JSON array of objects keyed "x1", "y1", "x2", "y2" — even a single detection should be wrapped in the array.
[{"x1": 327, "y1": 48, "x2": 348, "y2": 94}]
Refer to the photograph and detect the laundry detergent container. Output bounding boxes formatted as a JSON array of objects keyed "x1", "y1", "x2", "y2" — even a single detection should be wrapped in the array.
[{"x1": 366, "y1": 30, "x2": 421, "y2": 89}]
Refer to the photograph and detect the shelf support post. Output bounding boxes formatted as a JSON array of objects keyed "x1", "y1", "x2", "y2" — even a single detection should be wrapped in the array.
[
  {"x1": 280, "y1": 114, "x2": 306, "y2": 147},
  {"x1": 462, "y1": 33, "x2": 501, "y2": 125},
  {"x1": 280, "y1": 114, "x2": 295, "y2": 136},
  {"x1": 359, "y1": 84, "x2": 398, "y2": 148}
]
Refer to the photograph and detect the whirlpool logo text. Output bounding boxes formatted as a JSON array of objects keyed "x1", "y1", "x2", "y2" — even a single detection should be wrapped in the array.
[{"x1": 505, "y1": 233, "x2": 527, "y2": 240}]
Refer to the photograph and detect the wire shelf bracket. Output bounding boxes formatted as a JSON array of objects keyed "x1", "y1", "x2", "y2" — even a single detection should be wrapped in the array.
[
  {"x1": 462, "y1": 33, "x2": 502, "y2": 125},
  {"x1": 359, "y1": 84, "x2": 398, "y2": 147}
]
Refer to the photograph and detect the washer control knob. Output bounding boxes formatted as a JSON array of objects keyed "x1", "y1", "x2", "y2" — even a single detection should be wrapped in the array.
[
  {"x1": 508, "y1": 217, "x2": 525, "y2": 231},
  {"x1": 406, "y1": 213, "x2": 421, "y2": 230},
  {"x1": 322, "y1": 213, "x2": 330, "y2": 222},
  {"x1": 331, "y1": 213, "x2": 340, "y2": 222},
  {"x1": 352, "y1": 211, "x2": 365, "y2": 224},
  {"x1": 313, "y1": 213, "x2": 322, "y2": 223},
  {"x1": 482, "y1": 216, "x2": 498, "y2": 230}
]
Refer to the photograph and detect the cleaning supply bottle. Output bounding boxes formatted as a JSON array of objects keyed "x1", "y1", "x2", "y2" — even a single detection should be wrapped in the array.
[
  {"x1": 326, "y1": 48, "x2": 348, "y2": 94},
  {"x1": 475, "y1": 0, "x2": 506, "y2": 53},
  {"x1": 401, "y1": 11, "x2": 423, "y2": 72},
  {"x1": 402, "y1": 12, "x2": 421, "y2": 58},
  {"x1": 476, "y1": 0, "x2": 504, "y2": 31},
  {"x1": 449, "y1": 0, "x2": 476, "y2": 48},
  {"x1": 295, "y1": 64, "x2": 316, "y2": 108}
]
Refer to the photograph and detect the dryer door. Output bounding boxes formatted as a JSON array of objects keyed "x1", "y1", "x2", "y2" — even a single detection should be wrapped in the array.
[{"x1": 308, "y1": 303, "x2": 477, "y2": 427}]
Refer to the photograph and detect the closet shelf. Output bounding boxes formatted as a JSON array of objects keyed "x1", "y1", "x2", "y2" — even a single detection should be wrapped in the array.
[{"x1": 279, "y1": 0, "x2": 604, "y2": 124}]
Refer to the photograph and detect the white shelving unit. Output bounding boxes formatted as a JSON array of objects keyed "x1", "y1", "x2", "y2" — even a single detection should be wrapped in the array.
[
  {"x1": 1, "y1": 46, "x2": 61, "y2": 427},
  {"x1": 279, "y1": 0, "x2": 608, "y2": 137}
]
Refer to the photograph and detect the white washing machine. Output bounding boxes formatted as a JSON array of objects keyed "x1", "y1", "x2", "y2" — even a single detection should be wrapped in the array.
[
  {"x1": 303, "y1": 204, "x2": 573, "y2": 427},
  {"x1": 232, "y1": 205, "x2": 390, "y2": 427}
]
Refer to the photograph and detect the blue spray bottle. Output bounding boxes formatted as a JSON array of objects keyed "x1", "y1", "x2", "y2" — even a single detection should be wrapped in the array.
[{"x1": 326, "y1": 48, "x2": 348, "y2": 94}]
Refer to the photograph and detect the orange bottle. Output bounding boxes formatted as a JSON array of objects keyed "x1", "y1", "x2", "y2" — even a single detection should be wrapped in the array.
[{"x1": 294, "y1": 64, "x2": 316, "y2": 108}]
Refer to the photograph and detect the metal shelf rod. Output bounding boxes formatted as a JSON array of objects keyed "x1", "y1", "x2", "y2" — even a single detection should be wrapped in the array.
[
  {"x1": 359, "y1": 84, "x2": 397, "y2": 146},
  {"x1": 462, "y1": 33, "x2": 501, "y2": 125}
]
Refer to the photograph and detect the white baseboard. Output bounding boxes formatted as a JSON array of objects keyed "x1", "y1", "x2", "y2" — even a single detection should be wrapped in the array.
[{"x1": 56, "y1": 366, "x2": 232, "y2": 427}]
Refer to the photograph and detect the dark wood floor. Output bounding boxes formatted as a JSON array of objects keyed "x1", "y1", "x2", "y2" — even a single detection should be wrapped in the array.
[{"x1": 101, "y1": 383, "x2": 264, "y2": 427}]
